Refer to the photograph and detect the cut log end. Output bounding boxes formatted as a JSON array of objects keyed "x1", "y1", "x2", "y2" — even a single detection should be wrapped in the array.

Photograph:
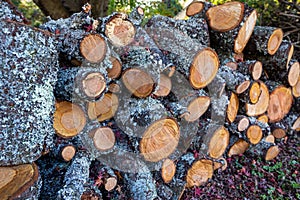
[
  {"x1": 238, "y1": 117, "x2": 250, "y2": 132},
  {"x1": 161, "y1": 159, "x2": 176, "y2": 183},
  {"x1": 292, "y1": 117, "x2": 300, "y2": 131},
  {"x1": 140, "y1": 118, "x2": 180, "y2": 162},
  {"x1": 186, "y1": 159, "x2": 213, "y2": 187},
  {"x1": 228, "y1": 139, "x2": 250, "y2": 157},
  {"x1": 0, "y1": 163, "x2": 39, "y2": 200},
  {"x1": 208, "y1": 126, "x2": 230, "y2": 159},
  {"x1": 234, "y1": 10, "x2": 257, "y2": 53},
  {"x1": 122, "y1": 68, "x2": 154, "y2": 98},
  {"x1": 286, "y1": 44, "x2": 294, "y2": 69},
  {"x1": 251, "y1": 61, "x2": 263, "y2": 81},
  {"x1": 107, "y1": 57, "x2": 122, "y2": 79},
  {"x1": 226, "y1": 62, "x2": 238, "y2": 70},
  {"x1": 264, "y1": 135, "x2": 275, "y2": 143},
  {"x1": 268, "y1": 28, "x2": 283, "y2": 55},
  {"x1": 87, "y1": 93, "x2": 119, "y2": 122},
  {"x1": 265, "y1": 145, "x2": 280, "y2": 161},
  {"x1": 82, "y1": 72, "x2": 106, "y2": 98},
  {"x1": 186, "y1": 1, "x2": 204, "y2": 17},
  {"x1": 227, "y1": 92, "x2": 239, "y2": 123},
  {"x1": 246, "y1": 81, "x2": 269, "y2": 117},
  {"x1": 80, "y1": 34, "x2": 107, "y2": 63},
  {"x1": 249, "y1": 81, "x2": 261, "y2": 104},
  {"x1": 105, "y1": 177, "x2": 117, "y2": 191},
  {"x1": 153, "y1": 73, "x2": 172, "y2": 97},
  {"x1": 288, "y1": 61, "x2": 300, "y2": 87},
  {"x1": 272, "y1": 128, "x2": 286, "y2": 139},
  {"x1": 257, "y1": 114, "x2": 269, "y2": 123},
  {"x1": 90, "y1": 127, "x2": 116, "y2": 151},
  {"x1": 206, "y1": 1, "x2": 244, "y2": 32},
  {"x1": 108, "y1": 83, "x2": 121, "y2": 93},
  {"x1": 189, "y1": 48, "x2": 219, "y2": 89},
  {"x1": 267, "y1": 86, "x2": 293, "y2": 123},
  {"x1": 184, "y1": 96, "x2": 210, "y2": 122},
  {"x1": 105, "y1": 14, "x2": 136, "y2": 47},
  {"x1": 236, "y1": 80, "x2": 250, "y2": 94},
  {"x1": 61, "y1": 145, "x2": 76, "y2": 162},
  {"x1": 54, "y1": 101, "x2": 86, "y2": 138},
  {"x1": 292, "y1": 76, "x2": 300, "y2": 98},
  {"x1": 246, "y1": 125, "x2": 263, "y2": 144}
]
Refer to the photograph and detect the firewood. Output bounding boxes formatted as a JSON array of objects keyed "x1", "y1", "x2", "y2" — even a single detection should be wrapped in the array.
[
  {"x1": 245, "y1": 26, "x2": 283, "y2": 55},
  {"x1": 218, "y1": 52, "x2": 244, "y2": 68},
  {"x1": 57, "y1": 152, "x2": 91, "y2": 200},
  {"x1": 202, "y1": 125, "x2": 230, "y2": 159},
  {"x1": 87, "y1": 92, "x2": 119, "y2": 122},
  {"x1": 122, "y1": 68, "x2": 155, "y2": 98},
  {"x1": 257, "y1": 114, "x2": 269, "y2": 123},
  {"x1": 153, "y1": 73, "x2": 172, "y2": 97},
  {"x1": 236, "y1": 116, "x2": 250, "y2": 132},
  {"x1": 186, "y1": 159, "x2": 214, "y2": 187},
  {"x1": 246, "y1": 81, "x2": 269, "y2": 116},
  {"x1": 226, "y1": 92, "x2": 239, "y2": 123},
  {"x1": 249, "y1": 81, "x2": 261, "y2": 104},
  {"x1": 265, "y1": 145, "x2": 280, "y2": 161},
  {"x1": 186, "y1": 1, "x2": 213, "y2": 18},
  {"x1": 292, "y1": 76, "x2": 300, "y2": 98},
  {"x1": 267, "y1": 86, "x2": 293, "y2": 123},
  {"x1": 108, "y1": 82, "x2": 121, "y2": 93},
  {"x1": 79, "y1": 34, "x2": 107, "y2": 63},
  {"x1": 89, "y1": 126, "x2": 116, "y2": 152},
  {"x1": 55, "y1": 66, "x2": 108, "y2": 101},
  {"x1": 107, "y1": 56, "x2": 122, "y2": 79},
  {"x1": 207, "y1": 2, "x2": 257, "y2": 53},
  {"x1": 246, "y1": 125, "x2": 263, "y2": 144},
  {"x1": 0, "y1": 19, "x2": 59, "y2": 166},
  {"x1": 270, "y1": 122, "x2": 288, "y2": 139},
  {"x1": 228, "y1": 138, "x2": 250, "y2": 157},
  {"x1": 292, "y1": 117, "x2": 300, "y2": 131},
  {"x1": 237, "y1": 60, "x2": 263, "y2": 81},
  {"x1": 0, "y1": 163, "x2": 39, "y2": 200},
  {"x1": 140, "y1": 118, "x2": 180, "y2": 162},
  {"x1": 213, "y1": 157, "x2": 228, "y2": 171},
  {"x1": 104, "y1": 13, "x2": 136, "y2": 47},
  {"x1": 53, "y1": 101, "x2": 87, "y2": 138},
  {"x1": 128, "y1": 6, "x2": 144, "y2": 26},
  {"x1": 161, "y1": 159, "x2": 176, "y2": 183},
  {"x1": 218, "y1": 65, "x2": 250, "y2": 94},
  {"x1": 287, "y1": 60, "x2": 300, "y2": 87},
  {"x1": 53, "y1": 144, "x2": 77, "y2": 162},
  {"x1": 263, "y1": 135, "x2": 275, "y2": 143}
]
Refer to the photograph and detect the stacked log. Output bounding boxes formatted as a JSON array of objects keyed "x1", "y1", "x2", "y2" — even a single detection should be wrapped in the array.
[{"x1": 1, "y1": 1, "x2": 299, "y2": 200}]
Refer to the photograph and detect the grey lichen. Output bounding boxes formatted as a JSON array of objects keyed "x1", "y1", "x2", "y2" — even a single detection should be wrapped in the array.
[{"x1": 0, "y1": 20, "x2": 58, "y2": 166}]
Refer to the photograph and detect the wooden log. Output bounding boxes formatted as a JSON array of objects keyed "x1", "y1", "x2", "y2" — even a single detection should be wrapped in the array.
[
  {"x1": 246, "y1": 81, "x2": 269, "y2": 117},
  {"x1": 228, "y1": 138, "x2": 250, "y2": 157},
  {"x1": 107, "y1": 56, "x2": 122, "y2": 79},
  {"x1": 80, "y1": 34, "x2": 107, "y2": 63},
  {"x1": 257, "y1": 114, "x2": 269, "y2": 123},
  {"x1": 146, "y1": 15, "x2": 219, "y2": 89},
  {"x1": 55, "y1": 66, "x2": 108, "y2": 101},
  {"x1": 128, "y1": 6, "x2": 144, "y2": 26},
  {"x1": 53, "y1": 101, "x2": 87, "y2": 138},
  {"x1": 122, "y1": 68, "x2": 155, "y2": 98},
  {"x1": 104, "y1": 13, "x2": 136, "y2": 47},
  {"x1": 153, "y1": 73, "x2": 172, "y2": 97},
  {"x1": 57, "y1": 152, "x2": 91, "y2": 200},
  {"x1": 246, "y1": 125, "x2": 263, "y2": 144},
  {"x1": 52, "y1": 143, "x2": 77, "y2": 162},
  {"x1": 140, "y1": 117, "x2": 180, "y2": 162},
  {"x1": 89, "y1": 127, "x2": 116, "y2": 152},
  {"x1": 0, "y1": 19, "x2": 59, "y2": 166},
  {"x1": 249, "y1": 141, "x2": 280, "y2": 161},
  {"x1": 237, "y1": 60, "x2": 263, "y2": 81},
  {"x1": 249, "y1": 81, "x2": 261, "y2": 104},
  {"x1": 207, "y1": 2, "x2": 257, "y2": 53},
  {"x1": 267, "y1": 86, "x2": 293, "y2": 123},
  {"x1": 186, "y1": 159, "x2": 214, "y2": 187},
  {"x1": 245, "y1": 26, "x2": 283, "y2": 55},
  {"x1": 87, "y1": 92, "x2": 119, "y2": 122},
  {"x1": 218, "y1": 65, "x2": 251, "y2": 94},
  {"x1": 226, "y1": 92, "x2": 239, "y2": 123},
  {"x1": 186, "y1": 1, "x2": 213, "y2": 18},
  {"x1": 292, "y1": 117, "x2": 300, "y2": 131},
  {"x1": 292, "y1": 76, "x2": 300, "y2": 98},
  {"x1": 0, "y1": 163, "x2": 39, "y2": 200},
  {"x1": 161, "y1": 158, "x2": 176, "y2": 183}
]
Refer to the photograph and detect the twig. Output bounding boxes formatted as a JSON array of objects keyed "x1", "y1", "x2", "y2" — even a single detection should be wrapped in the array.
[{"x1": 279, "y1": 12, "x2": 300, "y2": 19}]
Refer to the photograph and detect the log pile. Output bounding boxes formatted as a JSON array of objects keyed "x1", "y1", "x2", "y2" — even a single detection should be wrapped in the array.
[{"x1": 0, "y1": 0, "x2": 299, "y2": 199}]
